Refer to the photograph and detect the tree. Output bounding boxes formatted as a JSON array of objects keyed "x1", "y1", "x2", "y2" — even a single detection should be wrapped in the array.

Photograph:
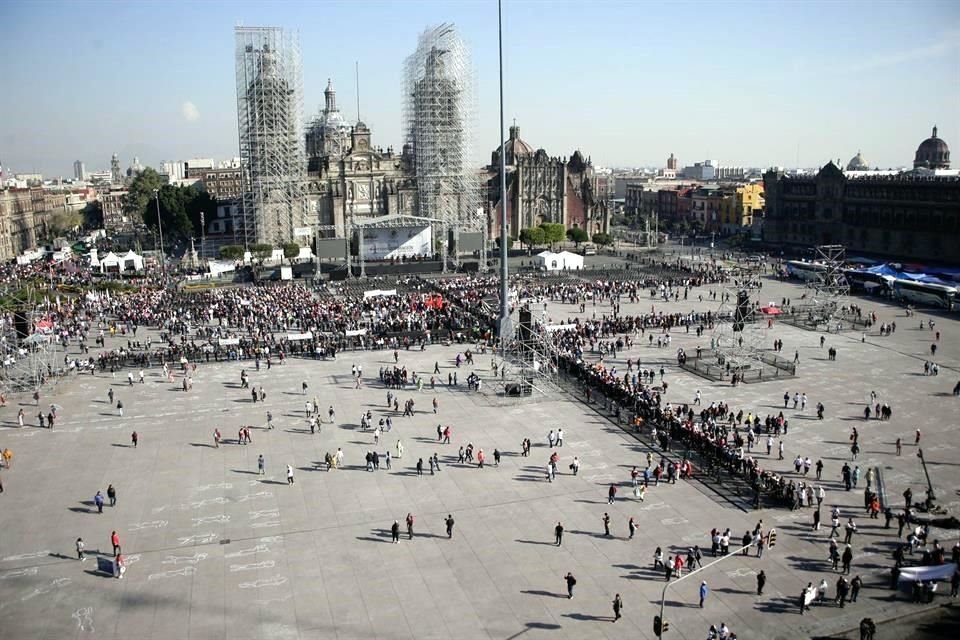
[
  {"x1": 519, "y1": 227, "x2": 546, "y2": 250},
  {"x1": 592, "y1": 232, "x2": 613, "y2": 247},
  {"x1": 282, "y1": 242, "x2": 300, "y2": 261},
  {"x1": 539, "y1": 223, "x2": 565, "y2": 248},
  {"x1": 82, "y1": 201, "x2": 103, "y2": 229},
  {"x1": 42, "y1": 209, "x2": 83, "y2": 239},
  {"x1": 250, "y1": 243, "x2": 273, "y2": 263},
  {"x1": 219, "y1": 245, "x2": 244, "y2": 261},
  {"x1": 495, "y1": 236, "x2": 514, "y2": 249},
  {"x1": 566, "y1": 227, "x2": 589, "y2": 247},
  {"x1": 122, "y1": 167, "x2": 165, "y2": 224}
]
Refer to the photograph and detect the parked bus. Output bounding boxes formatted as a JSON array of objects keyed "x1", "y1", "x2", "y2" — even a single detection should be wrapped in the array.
[
  {"x1": 843, "y1": 269, "x2": 894, "y2": 295},
  {"x1": 784, "y1": 260, "x2": 829, "y2": 282},
  {"x1": 890, "y1": 279, "x2": 956, "y2": 310}
]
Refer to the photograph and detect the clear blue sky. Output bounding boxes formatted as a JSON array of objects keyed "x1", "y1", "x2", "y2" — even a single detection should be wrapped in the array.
[{"x1": 1, "y1": 0, "x2": 957, "y2": 177}]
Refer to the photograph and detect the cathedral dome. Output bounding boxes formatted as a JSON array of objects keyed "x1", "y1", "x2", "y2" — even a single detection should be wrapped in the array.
[
  {"x1": 913, "y1": 125, "x2": 950, "y2": 169},
  {"x1": 493, "y1": 124, "x2": 533, "y2": 166},
  {"x1": 846, "y1": 151, "x2": 868, "y2": 171}
]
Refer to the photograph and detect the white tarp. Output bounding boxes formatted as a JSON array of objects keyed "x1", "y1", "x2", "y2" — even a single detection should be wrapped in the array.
[
  {"x1": 287, "y1": 332, "x2": 313, "y2": 341},
  {"x1": 208, "y1": 261, "x2": 236, "y2": 278},
  {"x1": 898, "y1": 563, "x2": 957, "y2": 583},
  {"x1": 364, "y1": 289, "x2": 397, "y2": 299},
  {"x1": 121, "y1": 250, "x2": 144, "y2": 271},
  {"x1": 280, "y1": 266, "x2": 293, "y2": 281},
  {"x1": 534, "y1": 251, "x2": 583, "y2": 272},
  {"x1": 345, "y1": 329, "x2": 367, "y2": 337},
  {"x1": 218, "y1": 338, "x2": 240, "y2": 346}
]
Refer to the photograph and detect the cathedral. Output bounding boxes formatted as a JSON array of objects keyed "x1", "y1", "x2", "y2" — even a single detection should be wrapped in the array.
[
  {"x1": 485, "y1": 124, "x2": 610, "y2": 240},
  {"x1": 304, "y1": 80, "x2": 418, "y2": 236}
]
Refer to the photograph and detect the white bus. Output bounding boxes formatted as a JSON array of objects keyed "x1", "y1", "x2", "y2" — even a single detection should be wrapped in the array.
[{"x1": 891, "y1": 279, "x2": 956, "y2": 310}]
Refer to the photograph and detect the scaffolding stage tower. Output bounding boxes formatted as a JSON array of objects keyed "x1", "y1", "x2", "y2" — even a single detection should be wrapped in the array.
[
  {"x1": 403, "y1": 24, "x2": 480, "y2": 268},
  {"x1": 235, "y1": 26, "x2": 307, "y2": 249},
  {"x1": 0, "y1": 289, "x2": 64, "y2": 399}
]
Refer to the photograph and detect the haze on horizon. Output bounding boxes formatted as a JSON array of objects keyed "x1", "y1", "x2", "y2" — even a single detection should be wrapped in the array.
[{"x1": 0, "y1": 0, "x2": 957, "y2": 178}]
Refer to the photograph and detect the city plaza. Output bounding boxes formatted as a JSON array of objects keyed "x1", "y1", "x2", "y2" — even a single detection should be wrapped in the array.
[{"x1": 0, "y1": 260, "x2": 957, "y2": 640}]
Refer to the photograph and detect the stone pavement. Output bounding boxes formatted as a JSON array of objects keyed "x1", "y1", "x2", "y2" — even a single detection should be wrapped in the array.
[{"x1": 0, "y1": 275, "x2": 957, "y2": 640}]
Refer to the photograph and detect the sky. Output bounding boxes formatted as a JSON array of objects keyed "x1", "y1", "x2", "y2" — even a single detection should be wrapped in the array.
[{"x1": 1, "y1": 0, "x2": 958, "y2": 178}]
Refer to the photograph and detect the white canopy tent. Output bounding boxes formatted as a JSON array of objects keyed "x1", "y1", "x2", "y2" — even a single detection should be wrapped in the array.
[
  {"x1": 534, "y1": 250, "x2": 584, "y2": 272},
  {"x1": 121, "y1": 250, "x2": 144, "y2": 272},
  {"x1": 98, "y1": 252, "x2": 121, "y2": 273}
]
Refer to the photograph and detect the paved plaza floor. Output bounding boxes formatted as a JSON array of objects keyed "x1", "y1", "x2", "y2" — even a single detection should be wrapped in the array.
[{"x1": 0, "y1": 275, "x2": 957, "y2": 639}]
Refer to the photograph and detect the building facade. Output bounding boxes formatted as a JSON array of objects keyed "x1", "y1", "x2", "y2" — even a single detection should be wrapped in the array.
[
  {"x1": 719, "y1": 183, "x2": 765, "y2": 233},
  {"x1": 0, "y1": 189, "x2": 39, "y2": 260},
  {"x1": 73, "y1": 160, "x2": 85, "y2": 181},
  {"x1": 100, "y1": 187, "x2": 130, "y2": 236},
  {"x1": 486, "y1": 125, "x2": 609, "y2": 239},
  {"x1": 187, "y1": 166, "x2": 243, "y2": 200},
  {"x1": 763, "y1": 162, "x2": 960, "y2": 262}
]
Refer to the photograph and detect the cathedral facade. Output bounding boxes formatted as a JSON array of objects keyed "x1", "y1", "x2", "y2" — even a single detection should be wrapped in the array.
[
  {"x1": 305, "y1": 80, "x2": 418, "y2": 236},
  {"x1": 486, "y1": 125, "x2": 610, "y2": 239}
]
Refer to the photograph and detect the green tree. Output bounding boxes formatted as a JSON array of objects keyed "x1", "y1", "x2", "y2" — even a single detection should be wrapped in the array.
[
  {"x1": 42, "y1": 209, "x2": 83, "y2": 239},
  {"x1": 539, "y1": 223, "x2": 565, "y2": 248},
  {"x1": 495, "y1": 236, "x2": 514, "y2": 249},
  {"x1": 592, "y1": 232, "x2": 614, "y2": 247},
  {"x1": 519, "y1": 227, "x2": 546, "y2": 250},
  {"x1": 122, "y1": 167, "x2": 165, "y2": 224},
  {"x1": 82, "y1": 201, "x2": 103, "y2": 229},
  {"x1": 219, "y1": 245, "x2": 244, "y2": 261},
  {"x1": 566, "y1": 227, "x2": 589, "y2": 247},
  {"x1": 282, "y1": 242, "x2": 300, "y2": 261},
  {"x1": 250, "y1": 243, "x2": 273, "y2": 263}
]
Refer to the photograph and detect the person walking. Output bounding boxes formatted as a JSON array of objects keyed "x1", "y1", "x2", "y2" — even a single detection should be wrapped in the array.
[
  {"x1": 111, "y1": 531, "x2": 121, "y2": 555},
  {"x1": 602, "y1": 512, "x2": 611, "y2": 537},
  {"x1": 565, "y1": 572, "x2": 576, "y2": 598},
  {"x1": 608, "y1": 484, "x2": 617, "y2": 504},
  {"x1": 757, "y1": 570, "x2": 766, "y2": 595},
  {"x1": 76, "y1": 537, "x2": 86, "y2": 561},
  {"x1": 555, "y1": 521, "x2": 564, "y2": 546},
  {"x1": 117, "y1": 400, "x2": 124, "y2": 417},
  {"x1": 699, "y1": 581, "x2": 709, "y2": 608},
  {"x1": 842, "y1": 544, "x2": 854, "y2": 575},
  {"x1": 286, "y1": 465, "x2": 294, "y2": 485},
  {"x1": 628, "y1": 517, "x2": 637, "y2": 540},
  {"x1": 556, "y1": 428, "x2": 564, "y2": 446},
  {"x1": 107, "y1": 484, "x2": 117, "y2": 507},
  {"x1": 258, "y1": 454, "x2": 265, "y2": 475},
  {"x1": 851, "y1": 575, "x2": 862, "y2": 602},
  {"x1": 130, "y1": 431, "x2": 137, "y2": 448},
  {"x1": 406, "y1": 513, "x2": 414, "y2": 540},
  {"x1": 445, "y1": 514, "x2": 455, "y2": 538},
  {"x1": 391, "y1": 520, "x2": 400, "y2": 543},
  {"x1": 612, "y1": 594, "x2": 623, "y2": 622},
  {"x1": 94, "y1": 491, "x2": 104, "y2": 513}
]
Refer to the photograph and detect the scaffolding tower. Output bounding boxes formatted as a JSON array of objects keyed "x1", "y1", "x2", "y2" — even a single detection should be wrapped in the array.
[
  {"x1": 0, "y1": 289, "x2": 64, "y2": 398},
  {"x1": 403, "y1": 24, "x2": 480, "y2": 267},
  {"x1": 235, "y1": 26, "x2": 307, "y2": 249}
]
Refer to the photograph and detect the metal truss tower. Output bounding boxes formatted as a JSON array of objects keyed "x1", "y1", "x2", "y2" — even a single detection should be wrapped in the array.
[
  {"x1": 0, "y1": 289, "x2": 63, "y2": 398},
  {"x1": 808, "y1": 244, "x2": 849, "y2": 319},
  {"x1": 710, "y1": 269, "x2": 769, "y2": 375},
  {"x1": 403, "y1": 24, "x2": 479, "y2": 263},
  {"x1": 235, "y1": 26, "x2": 307, "y2": 249}
]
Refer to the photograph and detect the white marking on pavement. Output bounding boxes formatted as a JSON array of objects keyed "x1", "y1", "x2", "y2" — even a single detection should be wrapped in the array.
[
  {"x1": 192, "y1": 515, "x2": 230, "y2": 526},
  {"x1": 128, "y1": 520, "x2": 168, "y2": 531},
  {"x1": 239, "y1": 575, "x2": 287, "y2": 589},
  {"x1": 162, "y1": 553, "x2": 208, "y2": 565},
  {"x1": 235, "y1": 491, "x2": 273, "y2": 503},
  {"x1": 21, "y1": 577, "x2": 71, "y2": 601},
  {"x1": 250, "y1": 521, "x2": 282, "y2": 529},
  {"x1": 2, "y1": 550, "x2": 51, "y2": 562},
  {"x1": 230, "y1": 560, "x2": 275, "y2": 572},
  {"x1": 258, "y1": 536, "x2": 283, "y2": 544},
  {"x1": 248, "y1": 509, "x2": 280, "y2": 520},
  {"x1": 177, "y1": 533, "x2": 218, "y2": 546},
  {"x1": 224, "y1": 544, "x2": 270, "y2": 559},
  {"x1": 726, "y1": 568, "x2": 758, "y2": 578},
  {"x1": 660, "y1": 517, "x2": 689, "y2": 525},
  {"x1": 0, "y1": 566, "x2": 39, "y2": 579},
  {"x1": 72, "y1": 607, "x2": 95, "y2": 633},
  {"x1": 148, "y1": 566, "x2": 196, "y2": 580}
]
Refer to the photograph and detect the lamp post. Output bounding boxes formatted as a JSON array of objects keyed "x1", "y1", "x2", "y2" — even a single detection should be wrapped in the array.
[
  {"x1": 152, "y1": 188, "x2": 166, "y2": 280},
  {"x1": 200, "y1": 211, "x2": 206, "y2": 263}
]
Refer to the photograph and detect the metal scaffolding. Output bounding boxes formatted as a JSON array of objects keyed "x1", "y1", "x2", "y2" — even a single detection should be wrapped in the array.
[
  {"x1": 235, "y1": 26, "x2": 307, "y2": 249},
  {"x1": 403, "y1": 24, "x2": 479, "y2": 266},
  {"x1": 0, "y1": 290, "x2": 64, "y2": 399}
]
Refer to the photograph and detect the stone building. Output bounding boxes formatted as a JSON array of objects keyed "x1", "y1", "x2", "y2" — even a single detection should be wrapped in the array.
[
  {"x1": 0, "y1": 189, "x2": 40, "y2": 260},
  {"x1": 305, "y1": 80, "x2": 418, "y2": 236},
  {"x1": 763, "y1": 127, "x2": 960, "y2": 262},
  {"x1": 486, "y1": 124, "x2": 609, "y2": 239}
]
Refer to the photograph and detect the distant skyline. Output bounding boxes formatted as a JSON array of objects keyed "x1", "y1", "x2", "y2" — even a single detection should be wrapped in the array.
[{"x1": 1, "y1": 0, "x2": 958, "y2": 178}]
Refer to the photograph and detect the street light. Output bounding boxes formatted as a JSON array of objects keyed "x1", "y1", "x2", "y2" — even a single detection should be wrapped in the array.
[
  {"x1": 200, "y1": 211, "x2": 206, "y2": 263},
  {"x1": 152, "y1": 188, "x2": 166, "y2": 280}
]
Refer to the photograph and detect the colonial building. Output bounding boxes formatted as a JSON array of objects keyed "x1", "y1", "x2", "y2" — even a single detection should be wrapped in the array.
[
  {"x1": 763, "y1": 128, "x2": 960, "y2": 262},
  {"x1": 486, "y1": 124, "x2": 610, "y2": 239},
  {"x1": 0, "y1": 189, "x2": 39, "y2": 260}
]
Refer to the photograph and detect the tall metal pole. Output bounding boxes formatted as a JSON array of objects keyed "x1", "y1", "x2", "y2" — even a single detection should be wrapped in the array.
[{"x1": 497, "y1": 0, "x2": 511, "y2": 343}]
